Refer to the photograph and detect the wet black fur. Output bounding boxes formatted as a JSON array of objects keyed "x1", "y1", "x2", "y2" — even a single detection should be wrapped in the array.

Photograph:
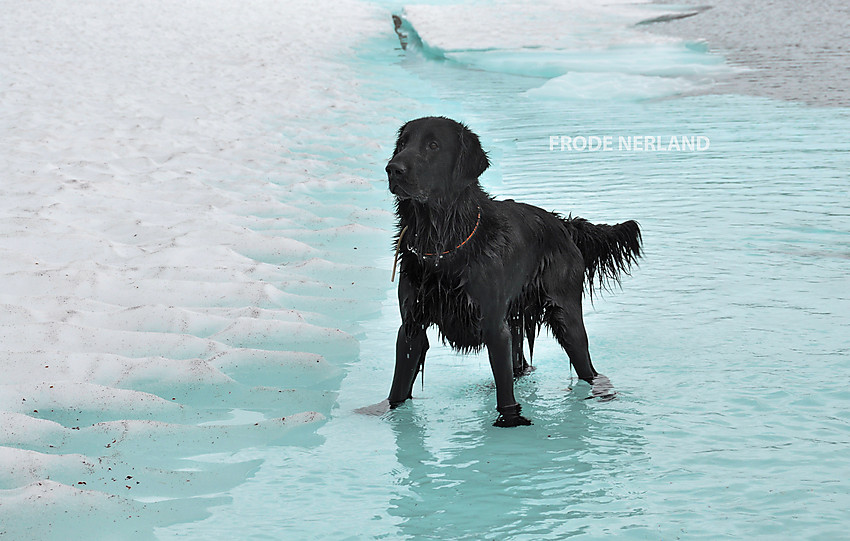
[{"x1": 385, "y1": 117, "x2": 641, "y2": 427}]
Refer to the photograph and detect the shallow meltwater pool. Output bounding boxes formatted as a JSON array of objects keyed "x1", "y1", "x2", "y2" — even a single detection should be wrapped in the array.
[
  {"x1": 3, "y1": 0, "x2": 848, "y2": 539},
  {"x1": 169, "y1": 4, "x2": 848, "y2": 539}
]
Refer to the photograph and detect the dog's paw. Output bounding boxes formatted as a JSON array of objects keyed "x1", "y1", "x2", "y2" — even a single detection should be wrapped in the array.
[
  {"x1": 587, "y1": 374, "x2": 617, "y2": 402},
  {"x1": 354, "y1": 400, "x2": 391, "y2": 416},
  {"x1": 512, "y1": 364, "x2": 536, "y2": 378},
  {"x1": 493, "y1": 403, "x2": 532, "y2": 427},
  {"x1": 493, "y1": 414, "x2": 533, "y2": 427}
]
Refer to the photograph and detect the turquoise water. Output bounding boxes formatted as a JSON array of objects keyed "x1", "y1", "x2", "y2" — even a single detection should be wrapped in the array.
[{"x1": 163, "y1": 4, "x2": 850, "y2": 540}]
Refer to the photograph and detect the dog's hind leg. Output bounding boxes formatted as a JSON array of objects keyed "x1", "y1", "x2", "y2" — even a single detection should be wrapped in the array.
[
  {"x1": 545, "y1": 291, "x2": 598, "y2": 384},
  {"x1": 509, "y1": 313, "x2": 530, "y2": 377}
]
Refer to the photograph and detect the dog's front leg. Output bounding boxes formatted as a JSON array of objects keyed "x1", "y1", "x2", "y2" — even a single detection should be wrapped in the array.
[
  {"x1": 485, "y1": 322, "x2": 532, "y2": 427},
  {"x1": 388, "y1": 325, "x2": 428, "y2": 408}
]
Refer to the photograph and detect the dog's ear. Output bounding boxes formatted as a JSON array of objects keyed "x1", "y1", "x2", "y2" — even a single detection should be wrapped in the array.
[
  {"x1": 393, "y1": 122, "x2": 409, "y2": 156},
  {"x1": 454, "y1": 123, "x2": 490, "y2": 181}
]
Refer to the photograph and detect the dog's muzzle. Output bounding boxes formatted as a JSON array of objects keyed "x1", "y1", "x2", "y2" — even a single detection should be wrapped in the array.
[{"x1": 386, "y1": 162, "x2": 408, "y2": 197}]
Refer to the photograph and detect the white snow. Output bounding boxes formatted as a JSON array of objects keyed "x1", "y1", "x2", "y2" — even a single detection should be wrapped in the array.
[{"x1": 1, "y1": 0, "x2": 393, "y2": 536}]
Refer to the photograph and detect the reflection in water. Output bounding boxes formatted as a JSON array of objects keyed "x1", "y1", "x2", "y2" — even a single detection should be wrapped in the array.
[{"x1": 386, "y1": 370, "x2": 648, "y2": 539}]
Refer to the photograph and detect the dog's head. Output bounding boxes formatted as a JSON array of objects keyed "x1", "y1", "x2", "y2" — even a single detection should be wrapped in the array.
[{"x1": 386, "y1": 116, "x2": 490, "y2": 202}]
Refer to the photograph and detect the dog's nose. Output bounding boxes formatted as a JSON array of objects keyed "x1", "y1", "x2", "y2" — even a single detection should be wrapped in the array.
[{"x1": 386, "y1": 162, "x2": 406, "y2": 182}]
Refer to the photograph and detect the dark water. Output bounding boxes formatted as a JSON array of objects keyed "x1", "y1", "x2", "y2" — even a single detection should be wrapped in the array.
[{"x1": 648, "y1": 0, "x2": 850, "y2": 107}]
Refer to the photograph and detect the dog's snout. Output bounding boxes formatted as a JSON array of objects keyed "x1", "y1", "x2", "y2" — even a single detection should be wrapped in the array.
[
  {"x1": 386, "y1": 162, "x2": 408, "y2": 196},
  {"x1": 386, "y1": 162, "x2": 406, "y2": 181}
]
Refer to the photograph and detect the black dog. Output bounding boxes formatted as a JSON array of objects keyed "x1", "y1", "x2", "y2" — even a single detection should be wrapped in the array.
[{"x1": 385, "y1": 117, "x2": 641, "y2": 427}]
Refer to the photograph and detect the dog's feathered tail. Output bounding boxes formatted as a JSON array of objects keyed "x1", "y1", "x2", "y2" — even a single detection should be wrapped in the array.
[{"x1": 566, "y1": 217, "x2": 642, "y2": 296}]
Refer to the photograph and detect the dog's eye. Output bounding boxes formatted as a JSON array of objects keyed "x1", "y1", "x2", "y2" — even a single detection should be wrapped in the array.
[
  {"x1": 428, "y1": 141, "x2": 439, "y2": 150},
  {"x1": 398, "y1": 140, "x2": 406, "y2": 150}
]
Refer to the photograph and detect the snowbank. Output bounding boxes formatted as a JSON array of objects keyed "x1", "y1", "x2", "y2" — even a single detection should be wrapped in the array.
[{"x1": 1, "y1": 0, "x2": 391, "y2": 536}]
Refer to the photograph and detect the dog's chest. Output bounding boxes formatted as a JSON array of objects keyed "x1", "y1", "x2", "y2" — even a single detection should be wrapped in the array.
[{"x1": 406, "y1": 261, "x2": 484, "y2": 351}]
